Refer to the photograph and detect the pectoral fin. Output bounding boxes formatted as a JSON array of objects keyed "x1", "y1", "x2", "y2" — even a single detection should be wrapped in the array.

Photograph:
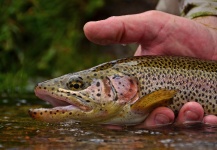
[{"x1": 131, "y1": 89, "x2": 178, "y2": 114}]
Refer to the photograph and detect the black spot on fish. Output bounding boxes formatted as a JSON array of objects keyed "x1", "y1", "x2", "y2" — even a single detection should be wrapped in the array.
[
  {"x1": 129, "y1": 79, "x2": 133, "y2": 84},
  {"x1": 114, "y1": 96, "x2": 118, "y2": 101},
  {"x1": 34, "y1": 112, "x2": 37, "y2": 115},
  {"x1": 96, "y1": 82, "x2": 100, "y2": 87},
  {"x1": 97, "y1": 93, "x2": 101, "y2": 97},
  {"x1": 40, "y1": 112, "x2": 43, "y2": 115}
]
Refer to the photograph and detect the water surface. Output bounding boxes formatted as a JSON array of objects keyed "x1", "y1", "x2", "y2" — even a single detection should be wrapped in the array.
[{"x1": 1, "y1": 99, "x2": 217, "y2": 150}]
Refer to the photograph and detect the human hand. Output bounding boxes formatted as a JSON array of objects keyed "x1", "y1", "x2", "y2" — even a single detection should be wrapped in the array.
[{"x1": 83, "y1": 11, "x2": 217, "y2": 128}]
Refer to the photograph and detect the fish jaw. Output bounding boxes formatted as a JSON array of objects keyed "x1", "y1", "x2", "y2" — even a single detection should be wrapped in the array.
[
  {"x1": 28, "y1": 106, "x2": 81, "y2": 123},
  {"x1": 29, "y1": 83, "x2": 94, "y2": 123},
  {"x1": 29, "y1": 86, "x2": 125, "y2": 123},
  {"x1": 28, "y1": 101, "x2": 125, "y2": 123},
  {"x1": 34, "y1": 85, "x2": 92, "y2": 111}
]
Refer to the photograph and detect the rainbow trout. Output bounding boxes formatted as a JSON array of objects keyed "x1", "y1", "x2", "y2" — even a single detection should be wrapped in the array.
[{"x1": 29, "y1": 56, "x2": 217, "y2": 125}]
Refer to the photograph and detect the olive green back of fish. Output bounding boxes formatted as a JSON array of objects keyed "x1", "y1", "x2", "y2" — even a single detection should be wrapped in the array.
[{"x1": 92, "y1": 56, "x2": 217, "y2": 115}]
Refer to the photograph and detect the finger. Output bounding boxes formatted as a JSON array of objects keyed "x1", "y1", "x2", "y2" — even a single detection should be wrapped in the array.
[
  {"x1": 83, "y1": 11, "x2": 172, "y2": 45},
  {"x1": 135, "y1": 107, "x2": 174, "y2": 129},
  {"x1": 203, "y1": 115, "x2": 217, "y2": 127},
  {"x1": 175, "y1": 102, "x2": 204, "y2": 126}
]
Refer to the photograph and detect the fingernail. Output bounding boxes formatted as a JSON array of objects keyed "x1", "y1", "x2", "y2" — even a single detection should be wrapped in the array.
[
  {"x1": 155, "y1": 114, "x2": 172, "y2": 125},
  {"x1": 184, "y1": 110, "x2": 200, "y2": 121}
]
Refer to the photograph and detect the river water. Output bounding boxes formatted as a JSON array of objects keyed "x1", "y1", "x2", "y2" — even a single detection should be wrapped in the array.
[{"x1": 1, "y1": 99, "x2": 217, "y2": 150}]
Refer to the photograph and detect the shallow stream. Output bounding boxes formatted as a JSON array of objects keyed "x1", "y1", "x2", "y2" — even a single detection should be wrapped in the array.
[{"x1": 1, "y1": 99, "x2": 217, "y2": 150}]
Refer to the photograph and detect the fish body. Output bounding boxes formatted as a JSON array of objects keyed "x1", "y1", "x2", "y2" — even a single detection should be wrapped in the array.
[{"x1": 29, "y1": 56, "x2": 217, "y2": 125}]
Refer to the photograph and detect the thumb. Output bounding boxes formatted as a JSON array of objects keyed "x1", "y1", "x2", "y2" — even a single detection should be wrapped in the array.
[{"x1": 83, "y1": 11, "x2": 170, "y2": 45}]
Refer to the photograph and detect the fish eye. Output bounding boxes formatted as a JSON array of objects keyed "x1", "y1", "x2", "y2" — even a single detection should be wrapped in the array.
[{"x1": 67, "y1": 78, "x2": 84, "y2": 91}]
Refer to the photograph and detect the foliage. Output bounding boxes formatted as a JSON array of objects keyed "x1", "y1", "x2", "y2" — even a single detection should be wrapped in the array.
[{"x1": 0, "y1": 0, "x2": 109, "y2": 97}]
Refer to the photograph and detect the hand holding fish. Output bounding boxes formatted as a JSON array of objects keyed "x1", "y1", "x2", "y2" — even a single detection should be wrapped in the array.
[{"x1": 83, "y1": 11, "x2": 217, "y2": 128}]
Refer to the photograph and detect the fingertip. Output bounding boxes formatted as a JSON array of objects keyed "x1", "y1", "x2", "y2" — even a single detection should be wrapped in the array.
[
  {"x1": 83, "y1": 21, "x2": 94, "y2": 34},
  {"x1": 176, "y1": 102, "x2": 204, "y2": 125},
  {"x1": 136, "y1": 107, "x2": 174, "y2": 129},
  {"x1": 83, "y1": 19, "x2": 118, "y2": 45},
  {"x1": 203, "y1": 115, "x2": 217, "y2": 127},
  {"x1": 83, "y1": 21, "x2": 100, "y2": 33},
  {"x1": 83, "y1": 21, "x2": 101, "y2": 43}
]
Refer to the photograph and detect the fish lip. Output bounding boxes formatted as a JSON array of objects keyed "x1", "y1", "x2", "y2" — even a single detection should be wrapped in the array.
[{"x1": 34, "y1": 87, "x2": 92, "y2": 112}]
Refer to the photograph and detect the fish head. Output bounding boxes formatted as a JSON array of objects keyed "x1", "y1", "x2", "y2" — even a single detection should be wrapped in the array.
[{"x1": 29, "y1": 68, "x2": 139, "y2": 123}]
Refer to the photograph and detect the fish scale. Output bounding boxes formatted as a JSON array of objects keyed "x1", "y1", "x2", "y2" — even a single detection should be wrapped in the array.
[
  {"x1": 113, "y1": 56, "x2": 217, "y2": 114},
  {"x1": 29, "y1": 55, "x2": 217, "y2": 125}
]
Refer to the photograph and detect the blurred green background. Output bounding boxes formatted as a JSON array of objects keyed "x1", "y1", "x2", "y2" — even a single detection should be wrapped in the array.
[{"x1": 0, "y1": 0, "x2": 157, "y2": 99}]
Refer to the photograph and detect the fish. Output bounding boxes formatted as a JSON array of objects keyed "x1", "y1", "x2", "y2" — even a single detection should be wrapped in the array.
[{"x1": 28, "y1": 55, "x2": 217, "y2": 125}]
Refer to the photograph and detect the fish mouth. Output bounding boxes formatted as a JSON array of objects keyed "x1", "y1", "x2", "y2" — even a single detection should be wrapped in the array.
[{"x1": 32, "y1": 86, "x2": 92, "y2": 112}]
